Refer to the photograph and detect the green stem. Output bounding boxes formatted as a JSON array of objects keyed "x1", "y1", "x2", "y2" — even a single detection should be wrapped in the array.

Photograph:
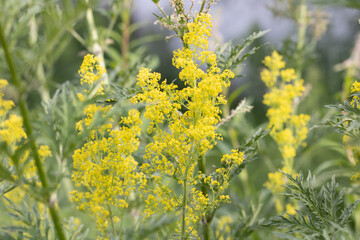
[
  {"x1": 0, "y1": 21, "x2": 66, "y2": 240},
  {"x1": 181, "y1": 167, "x2": 189, "y2": 239},
  {"x1": 107, "y1": 202, "x2": 117, "y2": 237},
  {"x1": 69, "y1": 28, "x2": 87, "y2": 47},
  {"x1": 29, "y1": 14, "x2": 50, "y2": 102},
  {"x1": 198, "y1": 155, "x2": 210, "y2": 240},
  {"x1": 296, "y1": 0, "x2": 307, "y2": 78},
  {"x1": 199, "y1": 0, "x2": 207, "y2": 13},
  {"x1": 121, "y1": 0, "x2": 131, "y2": 69},
  {"x1": 155, "y1": 2, "x2": 188, "y2": 48},
  {"x1": 119, "y1": 200, "x2": 125, "y2": 240},
  {"x1": 85, "y1": 0, "x2": 109, "y2": 84},
  {"x1": 222, "y1": 88, "x2": 239, "y2": 148}
]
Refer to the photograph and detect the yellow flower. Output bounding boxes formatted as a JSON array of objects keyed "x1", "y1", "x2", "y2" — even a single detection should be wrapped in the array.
[
  {"x1": 221, "y1": 149, "x2": 244, "y2": 165},
  {"x1": 216, "y1": 215, "x2": 232, "y2": 240},
  {"x1": 133, "y1": 13, "x2": 238, "y2": 237},
  {"x1": 285, "y1": 203, "x2": 297, "y2": 215},
  {"x1": 351, "y1": 172, "x2": 360, "y2": 183},
  {"x1": 260, "y1": 52, "x2": 310, "y2": 164},
  {"x1": 262, "y1": 51, "x2": 286, "y2": 75},
  {"x1": 38, "y1": 145, "x2": 52, "y2": 158},
  {"x1": 72, "y1": 56, "x2": 146, "y2": 235},
  {"x1": 281, "y1": 68, "x2": 296, "y2": 82},
  {"x1": 264, "y1": 171, "x2": 285, "y2": 193},
  {"x1": 260, "y1": 69, "x2": 276, "y2": 88},
  {"x1": 72, "y1": 13, "x2": 243, "y2": 238}
]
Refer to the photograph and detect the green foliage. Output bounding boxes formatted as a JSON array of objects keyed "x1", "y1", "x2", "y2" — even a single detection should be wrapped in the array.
[
  {"x1": 0, "y1": 0, "x2": 360, "y2": 239},
  {"x1": 0, "y1": 196, "x2": 89, "y2": 240},
  {"x1": 270, "y1": 171, "x2": 360, "y2": 239},
  {"x1": 324, "y1": 98, "x2": 360, "y2": 138},
  {"x1": 0, "y1": 196, "x2": 53, "y2": 240},
  {"x1": 216, "y1": 30, "x2": 269, "y2": 77},
  {"x1": 36, "y1": 82, "x2": 85, "y2": 167},
  {"x1": 64, "y1": 217, "x2": 89, "y2": 240},
  {"x1": 124, "y1": 214, "x2": 178, "y2": 240}
]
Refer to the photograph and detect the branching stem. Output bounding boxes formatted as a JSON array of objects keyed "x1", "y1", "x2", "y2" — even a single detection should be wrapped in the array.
[{"x1": 0, "y1": 21, "x2": 66, "y2": 240}]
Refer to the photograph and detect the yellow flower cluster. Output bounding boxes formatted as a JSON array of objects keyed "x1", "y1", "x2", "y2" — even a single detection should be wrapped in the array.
[
  {"x1": 261, "y1": 51, "x2": 310, "y2": 166},
  {"x1": 0, "y1": 79, "x2": 26, "y2": 146},
  {"x1": 261, "y1": 52, "x2": 309, "y2": 214},
  {"x1": 78, "y1": 54, "x2": 106, "y2": 93},
  {"x1": 215, "y1": 215, "x2": 232, "y2": 240},
  {"x1": 71, "y1": 55, "x2": 146, "y2": 237},
  {"x1": 221, "y1": 149, "x2": 244, "y2": 166},
  {"x1": 350, "y1": 81, "x2": 360, "y2": 107},
  {"x1": 263, "y1": 166, "x2": 297, "y2": 214},
  {"x1": 132, "y1": 13, "x2": 241, "y2": 237},
  {"x1": 0, "y1": 80, "x2": 52, "y2": 205},
  {"x1": 75, "y1": 55, "x2": 111, "y2": 139},
  {"x1": 72, "y1": 14, "x2": 244, "y2": 238}
]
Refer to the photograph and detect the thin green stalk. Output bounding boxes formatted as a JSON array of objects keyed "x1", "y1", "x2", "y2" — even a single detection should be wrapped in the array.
[
  {"x1": 69, "y1": 28, "x2": 87, "y2": 47},
  {"x1": 222, "y1": 88, "x2": 239, "y2": 147},
  {"x1": 155, "y1": 2, "x2": 188, "y2": 48},
  {"x1": 181, "y1": 166, "x2": 189, "y2": 239},
  {"x1": 296, "y1": 0, "x2": 307, "y2": 78},
  {"x1": 119, "y1": 199, "x2": 125, "y2": 240},
  {"x1": 107, "y1": 202, "x2": 117, "y2": 238},
  {"x1": 29, "y1": 14, "x2": 50, "y2": 102},
  {"x1": 0, "y1": 21, "x2": 66, "y2": 240},
  {"x1": 121, "y1": 0, "x2": 132, "y2": 71},
  {"x1": 85, "y1": 0, "x2": 109, "y2": 84},
  {"x1": 199, "y1": 0, "x2": 207, "y2": 13},
  {"x1": 198, "y1": 155, "x2": 210, "y2": 240},
  {"x1": 155, "y1": 2, "x2": 167, "y2": 19}
]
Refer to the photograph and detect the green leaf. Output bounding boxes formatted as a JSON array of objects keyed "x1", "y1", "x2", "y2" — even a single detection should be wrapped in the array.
[
  {"x1": 269, "y1": 171, "x2": 359, "y2": 238},
  {"x1": 0, "y1": 164, "x2": 15, "y2": 182}
]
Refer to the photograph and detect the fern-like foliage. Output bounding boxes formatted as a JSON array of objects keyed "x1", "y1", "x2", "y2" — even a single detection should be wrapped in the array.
[
  {"x1": 0, "y1": 196, "x2": 89, "y2": 240},
  {"x1": 270, "y1": 171, "x2": 360, "y2": 239},
  {"x1": 216, "y1": 30, "x2": 269, "y2": 77},
  {"x1": 324, "y1": 97, "x2": 360, "y2": 140}
]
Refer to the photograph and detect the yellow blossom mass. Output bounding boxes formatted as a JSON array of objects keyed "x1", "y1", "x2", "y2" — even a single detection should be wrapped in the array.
[
  {"x1": 261, "y1": 52, "x2": 309, "y2": 214},
  {"x1": 261, "y1": 51, "x2": 310, "y2": 167},
  {"x1": 72, "y1": 13, "x2": 244, "y2": 239}
]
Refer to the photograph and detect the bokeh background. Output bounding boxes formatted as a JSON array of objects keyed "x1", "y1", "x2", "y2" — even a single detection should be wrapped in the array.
[{"x1": 1, "y1": 0, "x2": 360, "y2": 238}]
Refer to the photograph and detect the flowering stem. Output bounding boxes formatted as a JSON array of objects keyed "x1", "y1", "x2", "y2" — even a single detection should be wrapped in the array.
[
  {"x1": 154, "y1": 2, "x2": 188, "y2": 48},
  {"x1": 85, "y1": 0, "x2": 109, "y2": 84},
  {"x1": 198, "y1": 155, "x2": 210, "y2": 240},
  {"x1": 0, "y1": 21, "x2": 66, "y2": 240}
]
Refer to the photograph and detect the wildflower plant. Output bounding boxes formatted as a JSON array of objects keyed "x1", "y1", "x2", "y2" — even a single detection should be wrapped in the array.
[
  {"x1": 70, "y1": 12, "x2": 261, "y2": 239},
  {"x1": 70, "y1": 54, "x2": 146, "y2": 238},
  {"x1": 133, "y1": 12, "x2": 248, "y2": 239},
  {"x1": 3, "y1": 0, "x2": 360, "y2": 239},
  {"x1": 261, "y1": 51, "x2": 310, "y2": 214}
]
